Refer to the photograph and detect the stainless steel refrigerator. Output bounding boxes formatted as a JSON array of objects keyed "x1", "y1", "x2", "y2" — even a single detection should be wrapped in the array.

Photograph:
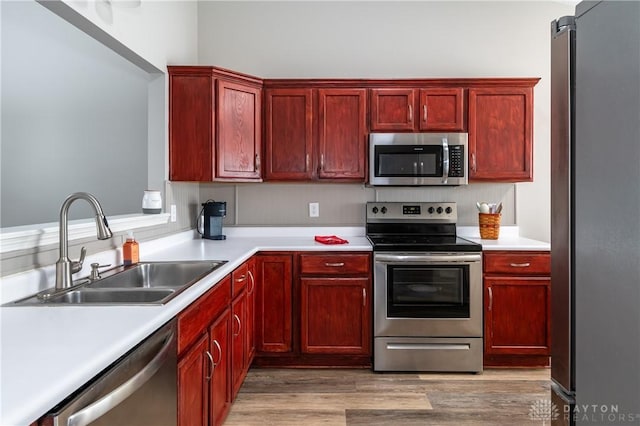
[{"x1": 551, "y1": 2, "x2": 640, "y2": 425}]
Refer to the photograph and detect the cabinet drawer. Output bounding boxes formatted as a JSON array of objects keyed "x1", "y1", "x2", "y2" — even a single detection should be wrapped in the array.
[
  {"x1": 300, "y1": 253, "x2": 370, "y2": 275},
  {"x1": 232, "y1": 262, "x2": 249, "y2": 297},
  {"x1": 178, "y1": 275, "x2": 231, "y2": 356},
  {"x1": 484, "y1": 252, "x2": 550, "y2": 275}
]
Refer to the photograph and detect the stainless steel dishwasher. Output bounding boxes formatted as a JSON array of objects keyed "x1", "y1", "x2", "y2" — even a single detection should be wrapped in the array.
[{"x1": 42, "y1": 319, "x2": 177, "y2": 426}]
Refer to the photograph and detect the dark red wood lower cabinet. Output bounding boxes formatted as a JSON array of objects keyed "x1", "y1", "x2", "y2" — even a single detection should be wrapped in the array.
[
  {"x1": 209, "y1": 309, "x2": 230, "y2": 426},
  {"x1": 178, "y1": 334, "x2": 209, "y2": 426},
  {"x1": 300, "y1": 277, "x2": 370, "y2": 355}
]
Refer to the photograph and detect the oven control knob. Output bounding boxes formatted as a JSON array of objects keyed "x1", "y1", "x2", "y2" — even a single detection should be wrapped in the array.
[
  {"x1": 445, "y1": 206, "x2": 453, "y2": 214},
  {"x1": 381, "y1": 206, "x2": 387, "y2": 214},
  {"x1": 372, "y1": 206, "x2": 379, "y2": 214},
  {"x1": 436, "y1": 206, "x2": 443, "y2": 214},
  {"x1": 427, "y1": 207, "x2": 435, "y2": 214}
]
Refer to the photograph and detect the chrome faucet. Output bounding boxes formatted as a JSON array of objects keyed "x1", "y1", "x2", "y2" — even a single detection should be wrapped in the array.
[{"x1": 55, "y1": 192, "x2": 113, "y2": 290}]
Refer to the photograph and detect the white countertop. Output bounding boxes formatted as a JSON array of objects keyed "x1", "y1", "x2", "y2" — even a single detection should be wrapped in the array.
[
  {"x1": 0, "y1": 228, "x2": 370, "y2": 426},
  {"x1": 458, "y1": 226, "x2": 550, "y2": 251},
  {"x1": 0, "y1": 225, "x2": 548, "y2": 425}
]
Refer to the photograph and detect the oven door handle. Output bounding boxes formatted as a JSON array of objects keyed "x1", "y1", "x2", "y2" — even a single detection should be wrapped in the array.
[{"x1": 375, "y1": 253, "x2": 482, "y2": 263}]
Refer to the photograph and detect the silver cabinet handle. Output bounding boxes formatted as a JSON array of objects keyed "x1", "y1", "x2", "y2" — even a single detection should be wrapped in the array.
[
  {"x1": 67, "y1": 331, "x2": 174, "y2": 426},
  {"x1": 233, "y1": 314, "x2": 241, "y2": 337},
  {"x1": 204, "y1": 350, "x2": 214, "y2": 381},
  {"x1": 306, "y1": 154, "x2": 310, "y2": 171},
  {"x1": 488, "y1": 287, "x2": 493, "y2": 311},
  {"x1": 362, "y1": 288, "x2": 366, "y2": 307},
  {"x1": 408, "y1": 104, "x2": 413, "y2": 121},
  {"x1": 423, "y1": 104, "x2": 427, "y2": 122},
  {"x1": 325, "y1": 262, "x2": 345, "y2": 267},
  {"x1": 471, "y1": 152, "x2": 477, "y2": 172},
  {"x1": 248, "y1": 270, "x2": 255, "y2": 294},
  {"x1": 510, "y1": 262, "x2": 531, "y2": 268},
  {"x1": 254, "y1": 153, "x2": 261, "y2": 172},
  {"x1": 320, "y1": 154, "x2": 325, "y2": 171},
  {"x1": 212, "y1": 340, "x2": 222, "y2": 366},
  {"x1": 235, "y1": 274, "x2": 247, "y2": 283}
]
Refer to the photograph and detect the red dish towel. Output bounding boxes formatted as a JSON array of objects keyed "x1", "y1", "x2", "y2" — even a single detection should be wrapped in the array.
[{"x1": 314, "y1": 235, "x2": 349, "y2": 245}]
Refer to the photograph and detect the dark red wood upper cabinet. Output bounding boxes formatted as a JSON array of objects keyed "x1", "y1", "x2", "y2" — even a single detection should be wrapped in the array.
[
  {"x1": 317, "y1": 88, "x2": 367, "y2": 180},
  {"x1": 370, "y1": 87, "x2": 465, "y2": 132},
  {"x1": 468, "y1": 87, "x2": 534, "y2": 182},
  {"x1": 264, "y1": 88, "x2": 314, "y2": 180},
  {"x1": 216, "y1": 80, "x2": 262, "y2": 180},
  {"x1": 369, "y1": 88, "x2": 415, "y2": 131},
  {"x1": 419, "y1": 88, "x2": 465, "y2": 131},
  {"x1": 168, "y1": 66, "x2": 262, "y2": 182},
  {"x1": 169, "y1": 71, "x2": 215, "y2": 181}
]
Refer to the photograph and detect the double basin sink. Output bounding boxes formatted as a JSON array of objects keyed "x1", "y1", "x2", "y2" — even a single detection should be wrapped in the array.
[{"x1": 11, "y1": 261, "x2": 227, "y2": 306}]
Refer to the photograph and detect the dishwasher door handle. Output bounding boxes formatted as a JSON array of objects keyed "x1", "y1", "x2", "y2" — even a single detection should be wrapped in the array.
[{"x1": 67, "y1": 331, "x2": 175, "y2": 426}]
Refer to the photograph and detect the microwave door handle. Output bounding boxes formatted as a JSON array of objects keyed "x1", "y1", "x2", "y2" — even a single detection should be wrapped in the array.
[
  {"x1": 442, "y1": 137, "x2": 449, "y2": 184},
  {"x1": 413, "y1": 161, "x2": 418, "y2": 174}
]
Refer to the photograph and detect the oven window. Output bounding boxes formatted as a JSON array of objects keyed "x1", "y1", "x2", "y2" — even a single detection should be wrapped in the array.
[{"x1": 387, "y1": 265, "x2": 469, "y2": 318}]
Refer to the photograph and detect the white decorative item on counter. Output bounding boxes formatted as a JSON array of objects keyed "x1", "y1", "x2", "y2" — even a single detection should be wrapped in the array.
[{"x1": 142, "y1": 190, "x2": 162, "y2": 214}]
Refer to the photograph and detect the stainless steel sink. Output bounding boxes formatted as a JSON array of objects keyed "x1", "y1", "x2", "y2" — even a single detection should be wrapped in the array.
[
  {"x1": 86, "y1": 261, "x2": 224, "y2": 290},
  {"x1": 8, "y1": 260, "x2": 227, "y2": 306},
  {"x1": 42, "y1": 288, "x2": 176, "y2": 304}
]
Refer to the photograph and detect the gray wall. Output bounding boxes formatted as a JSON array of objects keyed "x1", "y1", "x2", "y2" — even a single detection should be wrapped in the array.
[
  {"x1": 201, "y1": 183, "x2": 515, "y2": 227},
  {"x1": 1, "y1": 0, "x2": 149, "y2": 227},
  {"x1": 198, "y1": 1, "x2": 576, "y2": 241}
]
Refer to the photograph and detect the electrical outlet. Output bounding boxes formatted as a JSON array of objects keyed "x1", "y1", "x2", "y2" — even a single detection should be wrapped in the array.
[
  {"x1": 309, "y1": 202, "x2": 320, "y2": 218},
  {"x1": 170, "y1": 204, "x2": 177, "y2": 222}
]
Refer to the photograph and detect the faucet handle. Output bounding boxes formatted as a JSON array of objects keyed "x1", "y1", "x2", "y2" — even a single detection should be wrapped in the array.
[{"x1": 71, "y1": 246, "x2": 87, "y2": 274}]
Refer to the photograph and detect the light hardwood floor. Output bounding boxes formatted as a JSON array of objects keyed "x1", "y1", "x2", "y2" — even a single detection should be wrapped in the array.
[{"x1": 225, "y1": 368, "x2": 551, "y2": 426}]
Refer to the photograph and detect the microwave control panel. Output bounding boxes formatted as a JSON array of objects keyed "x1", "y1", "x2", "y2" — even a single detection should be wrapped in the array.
[{"x1": 448, "y1": 146, "x2": 465, "y2": 177}]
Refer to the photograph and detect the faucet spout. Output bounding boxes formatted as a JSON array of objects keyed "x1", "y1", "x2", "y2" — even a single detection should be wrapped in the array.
[{"x1": 55, "y1": 192, "x2": 113, "y2": 290}]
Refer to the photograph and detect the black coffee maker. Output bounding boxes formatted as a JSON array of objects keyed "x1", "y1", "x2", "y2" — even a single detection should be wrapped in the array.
[{"x1": 199, "y1": 200, "x2": 226, "y2": 240}]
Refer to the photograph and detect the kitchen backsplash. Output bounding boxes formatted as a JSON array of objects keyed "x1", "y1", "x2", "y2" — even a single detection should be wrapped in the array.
[{"x1": 200, "y1": 182, "x2": 515, "y2": 227}]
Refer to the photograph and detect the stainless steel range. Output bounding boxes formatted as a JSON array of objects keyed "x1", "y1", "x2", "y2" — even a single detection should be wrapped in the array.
[{"x1": 366, "y1": 201, "x2": 483, "y2": 373}]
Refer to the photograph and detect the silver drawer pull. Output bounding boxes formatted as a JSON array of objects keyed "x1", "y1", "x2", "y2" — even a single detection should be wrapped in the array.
[
  {"x1": 235, "y1": 274, "x2": 247, "y2": 283},
  {"x1": 325, "y1": 262, "x2": 345, "y2": 267},
  {"x1": 510, "y1": 262, "x2": 531, "y2": 268}
]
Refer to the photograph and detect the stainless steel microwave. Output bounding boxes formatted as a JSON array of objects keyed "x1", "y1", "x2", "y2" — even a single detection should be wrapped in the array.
[{"x1": 369, "y1": 133, "x2": 468, "y2": 186}]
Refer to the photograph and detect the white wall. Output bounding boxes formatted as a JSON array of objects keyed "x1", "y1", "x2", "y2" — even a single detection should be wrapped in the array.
[
  {"x1": 198, "y1": 1, "x2": 575, "y2": 242},
  {"x1": 59, "y1": 0, "x2": 198, "y2": 70}
]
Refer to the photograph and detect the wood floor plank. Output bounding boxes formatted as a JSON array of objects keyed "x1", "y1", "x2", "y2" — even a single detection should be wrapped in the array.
[{"x1": 225, "y1": 368, "x2": 551, "y2": 426}]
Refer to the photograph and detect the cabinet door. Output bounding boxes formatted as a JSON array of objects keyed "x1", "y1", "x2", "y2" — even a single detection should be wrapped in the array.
[
  {"x1": 369, "y1": 88, "x2": 415, "y2": 131},
  {"x1": 468, "y1": 87, "x2": 533, "y2": 181},
  {"x1": 246, "y1": 259, "x2": 257, "y2": 363},
  {"x1": 216, "y1": 80, "x2": 262, "y2": 179},
  {"x1": 178, "y1": 334, "x2": 209, "y2": 426},
  {"x1": 264, "y1": 88, "x2": 314, "y2": 180},
  {"x1": 300, "y1": 277, "x2": 370, "y2": 355},
  {"x1": 255, "y1": 254, "x2": 293, "y2": 353},
  {"x1": 484, "y1": 276, "x2": 551, "y2": 356},
  {"x1": 317, "y1": 89, "x2": 367, "y2": 180},
  {"x1": 209, "y1": 309, "x2": 230, "y2": 426},
  {"x1": 231, "y1": 290, "x2": 247, "y2": 400},
  {"x1": 169, "y1": 72, "x2": 214, "y2": 181},
  {"x1": 419, "y1": 88, "x2": 465, "y2": 131}
]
